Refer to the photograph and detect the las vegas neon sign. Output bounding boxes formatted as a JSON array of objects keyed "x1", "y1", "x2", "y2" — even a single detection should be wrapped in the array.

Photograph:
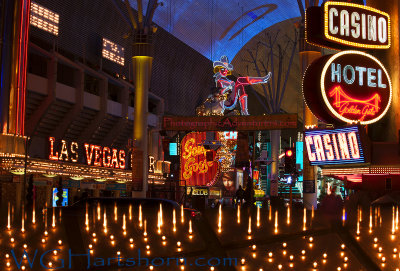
[
  {"x1": 49, "y1": 137, "x2": 126, "y2": 169},
  {"x1": 304, "y1": 126, "x2": 366, "y2": 166}
]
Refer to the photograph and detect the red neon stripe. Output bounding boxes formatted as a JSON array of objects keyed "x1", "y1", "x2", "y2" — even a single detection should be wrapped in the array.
[
  {"x1": 21, "y1": 0, "x2": 31, "y2": 135},
  {"x1": 15, "y1": 0, "x2": 25, "y2": 134}
]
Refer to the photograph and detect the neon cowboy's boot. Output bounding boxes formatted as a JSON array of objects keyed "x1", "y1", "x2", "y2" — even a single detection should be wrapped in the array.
[{"x1": 239, "y1": 94, "x2": 249, "y2": 115}]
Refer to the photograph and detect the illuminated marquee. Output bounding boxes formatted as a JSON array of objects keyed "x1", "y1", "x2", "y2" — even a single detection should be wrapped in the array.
[
  {"x1": 180, "y1": 132, "x2": 219, "y2": 186},
  {"x1": 49, "y1": 137, "x2": 125, "y2": 169},
  {"x1": 102, "y1": 38, "x2": 125, "y2": 66},
  {"x1": 304, "y1": 126, "x2": 367, "y2": 166},
  {"x1": 302, "y1": 50, "x2": 392, "y2": 125},
  {"x1": 30, "y1": 2, "x2": 59, "y2": 36},
  {"x1": 306, "y1": 2, "x2": 390, "y2": 50}
]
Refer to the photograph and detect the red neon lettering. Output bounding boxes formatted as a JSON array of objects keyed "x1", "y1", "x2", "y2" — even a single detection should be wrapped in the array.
[
  {"x1": 329, "y1": 86, "x2": 381, "y2": 121},
  {"x1": 348, "y1": 132, "x2": 360, "y2": 159},
  {"x1": 322, "y1": 134, "x2": 335, "y2": 160},
  {"x1": 337, "y1": 133, "x2": 350, "y2": 159},
  {"x1": 84, "y1": 144, "x2": 95, "y2": 165},
  {"x1": 103, "y1": 147, "x2": 111, "y2": 167},
  {"x1": 119, "y1": 150, "x2": 126, "y2": 169},
  {"x1": 111, "y1": 149, "x2": 119, "y2": 168},
  {"x1": 305, "y1": 136, "x2": 316, "y2": 162},
  {"x1": 313, "y1": 135, "x2": 326, "y2": 161},
  {"x1": 49, "y1": 137, "x2": 59, "y2": 161}
]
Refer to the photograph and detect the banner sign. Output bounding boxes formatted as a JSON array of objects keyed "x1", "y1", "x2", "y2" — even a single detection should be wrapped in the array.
[
  {"x1": 163, "y1": 114, "x2": 297, "y2": 131},
  {"x1": 302, "y1": 51, "x2": 392, "y2": 125},
  {"x1": 304, "y1": 126, "x2": 368, "y2": 166},
  {"x1": 306, "y1": 2, "x2": 390, "y2": 50}
]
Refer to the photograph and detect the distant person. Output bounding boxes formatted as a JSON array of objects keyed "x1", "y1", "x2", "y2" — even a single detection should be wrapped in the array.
[
  {"x1": 235, "y1": 185, "x2": 245, "y2": 206},
  {"x1": 243, "y1": 176, "x2": 254, "y2": 209},
  {"x1": 187, "y1": 187, "x2": 193, "y2": 208},
  {"x1": 321, "y1": 186, "x2": 343, "y2": 228}
]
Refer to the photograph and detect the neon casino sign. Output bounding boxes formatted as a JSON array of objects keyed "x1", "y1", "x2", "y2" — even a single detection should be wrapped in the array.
[
  {"x1": 306, "y1": 1, "x2": 390, "y2": 50},
  {"x1": 304, "y1": 126, "x2": 367, "y2": 166},
  {"x1": 180, "y1": 132, "x2": 219, "y2": 186},
  {"x1": 302, "y1": 50, "x2": 392, "y2": 125}
]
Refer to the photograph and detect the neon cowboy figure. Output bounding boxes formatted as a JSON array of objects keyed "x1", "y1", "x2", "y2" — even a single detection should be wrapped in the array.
[{"x1": 213, "y1": 55, "x2": 272, "y2": 115}]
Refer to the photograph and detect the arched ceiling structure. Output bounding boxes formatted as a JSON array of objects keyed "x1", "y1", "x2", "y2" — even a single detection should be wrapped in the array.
[
  {"x1": 128, "y1": 0, "x2": 304, "y2": 61},
  {"x1": 128, "y1": 1, "x2": 365, "y2": 61}
]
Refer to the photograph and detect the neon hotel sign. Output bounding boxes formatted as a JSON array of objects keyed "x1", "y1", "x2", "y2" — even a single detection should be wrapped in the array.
[
  {"x1": 302, "y1": 50, "x2": 392, "y2": 125},
  {"x1": 305, "y1": 126, "x2": 366, "y2": 166},
  {"x1": 49, "y1": 137, "x2": 126, "y2": 169}
]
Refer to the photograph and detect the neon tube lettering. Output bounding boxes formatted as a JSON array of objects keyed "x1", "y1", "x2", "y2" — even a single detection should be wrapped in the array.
[
  {"x1": 329, "y1": 7, "x2": 339, "y2": 34},
  {"x1": 305, "y1": 136, "x2": 316, "y2": 162},
  {"x1": 348, "y1": 132, "x2": 360, "y2": 159},
  {"x1": 378, "y1": 17, "x2": 387, "y2": 43},
  {"x1": 313, "y1": 135, "x2": 326, "y2": 161},
  {"x1": 337, "y1": 133, "x2": 350, "y2": 159},
  {"x1": 340, "y1": 10, "x2": 350, "y2": 36},
  {"x1": 332, "y1": 134, "x2": 340, "y2": 160},
  {"x1": 368, "y1": 15, "x2": 377, "y2": 41},
  {"x1": 322, "y1": 134, "x2": 335, "y2": 160},
  {"x1": 351, "y1": 12, "x2": 360, "y2": 38}
]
